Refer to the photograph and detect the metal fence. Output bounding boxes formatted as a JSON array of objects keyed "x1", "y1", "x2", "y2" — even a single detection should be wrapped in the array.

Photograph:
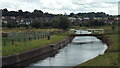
[{"x1": 2, "y1": 31, "x2": 63, "y2": 46}]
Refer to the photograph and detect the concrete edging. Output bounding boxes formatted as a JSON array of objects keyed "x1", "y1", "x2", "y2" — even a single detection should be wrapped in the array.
[{"x1": 2, "y1": 37, "x2": 74, "y2": 67}]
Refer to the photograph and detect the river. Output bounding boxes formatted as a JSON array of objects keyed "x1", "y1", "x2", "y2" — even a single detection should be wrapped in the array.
[{"x1": 26, "y1": 30, "x2": 107, "y2": 68}]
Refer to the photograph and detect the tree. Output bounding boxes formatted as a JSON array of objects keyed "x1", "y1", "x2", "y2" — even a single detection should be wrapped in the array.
[
  {"x1": 44, "y1": 12, "x2": 54, "y2": 17},
  {"x1": 2, "y1": 8, "x2": 8, "y2": 16},
  {"x1": 112, "y1": 25, "x2": 115, "y2": 32},
  {"x1": 43, "y1": 21, "x2": 52, "y2": 28},
  {"x1": 51, "y1": 17, "x2": 60, "y2": 28},
  {"x1": 18, "y1": 9, "x2": 23, "y2": 13},
  {"x1": 6, "y1": 21, "x2": 17, "y2": 28},
  {"x1": 89, "y1": 20, "x2": 105, "y2": 27},
  {"x1": 73, "y1": 15, "x2": 79, "y2": 18},
  {"x1": 18, "y1": 9, "x2": 23, "y2": 16},
  {"x1": 30, "y1": 20, "x2": 43, "y2": 29},
  {"x1": 69, "y1": 13, "x2": 74, "y2": 17},
  {"x1": 88, "y1": 12, "x2": 95, "y2": 20},
  {"x1": 23, "y1": 11, "x2": 31, "y2": 18},
  {"x1": 2, "y1": 22, "x2": 7, "y2": 27},
  {"x1": 58, "y1": 16, "x2": 71, "y2": 30},
  {"x1": 32, "y1": 9, "x2": 43, "y2": 17}
]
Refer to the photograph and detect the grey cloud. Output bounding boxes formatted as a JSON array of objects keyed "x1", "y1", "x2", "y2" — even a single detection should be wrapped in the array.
[{"x1": 0, "y1": 0, "x2": 118, "y2": 15}]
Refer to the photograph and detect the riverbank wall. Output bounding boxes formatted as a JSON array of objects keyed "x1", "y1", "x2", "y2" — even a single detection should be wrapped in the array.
[{"x1": 2, "y1": 37, "x2": 74, "y2": 67}]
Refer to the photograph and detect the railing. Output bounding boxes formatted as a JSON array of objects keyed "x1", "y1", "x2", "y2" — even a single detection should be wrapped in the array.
[
  {"x1": 2, "y1": 31, "x2": 63, "y2": 46},
  {"x1": 70, "y1": 34, "x2": 103, "y2": 36}
]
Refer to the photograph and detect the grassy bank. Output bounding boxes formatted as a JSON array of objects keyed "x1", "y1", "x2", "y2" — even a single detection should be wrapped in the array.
[
  {"x1": 2, "y1": 35, "x2": 68, "y2": 56},
  {"x1": 2, "y1": 28, "x2": 60, "y2": 33},
  {"x1": 75, "y1": 25, "x2": 119, "y2": 67},
  {"x1": 75, "y1": 34, "x2": 119, "y2": 67},
  {"x1": 77, "y1": 53, "x2": 118, "y2": 67}
]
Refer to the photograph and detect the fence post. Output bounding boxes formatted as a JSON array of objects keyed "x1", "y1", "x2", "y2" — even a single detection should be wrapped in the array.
[
  {"x1": 33, "y1": 36, "x2": 35, "y2": 40},
  {"x1": 29, "y1": 37, "x2": 31, "y2": 41},
  {"x1": 35, "y1": 36, "x2": 37, "y2": 39},
  {"x1": 42, "y1": 34, "x2": 44, "y2": 38},
  {"x1": 19, "y1": 38, "x2": 20, "y2": 43},
  {"x1": 57, "y1": 31, "x2": 59, "y2": 35},
  {"x1": 43, "y1": 34, "x2": 44, "y2": 38},
  {"x1": 3, "y1": 41, "x2": 6, "y2": 46},
  {"x1": 24, "y1": 38, "x2": 26, "y2": 42},
  {"x1": 43, "y1": 34, "x2": 45, "y2": 38},
  {"x1": 45, "y1": 34, "x2": 46, "y2": 37},
  {"x1": 38, "y1": 35, "x2": 39, "y2": 39},
  {"x1": 44, "y1": 34, "x2": 46, "y2": 37},
  {"x1": 12, "y1": 39, "x2": 14, "y2": 45},
  {"x1": 30, "y1": 37, "x2": 32, "y2": 40},
  {"x1": 40, "y1": 35, "x2": 42, "y2": 38},
  {"x1": 41, "y1": 35, "x2": 43, "y2": 38},
  {"x1": 31, "y1": 37, "x2": 33, "y2": 40}
]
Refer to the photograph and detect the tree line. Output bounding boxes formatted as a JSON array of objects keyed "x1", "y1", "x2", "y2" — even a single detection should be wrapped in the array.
[
  {"x1": 2, "y1": 9, "x2": 118, "y2": 30},
  {"x1": 2, "y1": 9, "x2": 112, "y2": 18},
  {"x1": 2, "y1": 9, "x2": 55, "y2": 18},
  {"x1": 69, "y1": 12, "x2": 110, "y2": 18},
  {"x1": 2, "y1": 15, "x2": 71, "y2": 30}
]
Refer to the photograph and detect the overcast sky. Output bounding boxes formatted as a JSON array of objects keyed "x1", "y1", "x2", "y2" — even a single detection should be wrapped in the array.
[{"x1": 0, "y1": 0, "x2": 119, "y2": 15}]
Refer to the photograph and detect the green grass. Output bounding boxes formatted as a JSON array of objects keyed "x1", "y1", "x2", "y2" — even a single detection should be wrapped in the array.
[
  {"x1": 2, "y1": 35, "x2": 68, "y2": 56},
  {"x1": 78, "y1": 52, "x2": 118, "y2": 66},
  {"x1": 75, "y1": 34, "x2": 119, "y2": 67},
  {"x1": 106, "y1": 34, "x2": 118, "y2": 52},
  {"x1": 2, "y1": 28, "x2": 61, "y2": 33},
  {"x1": 2, "y1": 28, "x2": 63, "y2": 46},
  {"x1": 74, "y1": 25, "x2": 119, "y2": 67}
]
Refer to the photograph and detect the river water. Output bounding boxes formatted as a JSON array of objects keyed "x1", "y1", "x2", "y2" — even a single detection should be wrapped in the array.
[{"x1": 26, "y1": 30, "x2": 107, "y2": 68}]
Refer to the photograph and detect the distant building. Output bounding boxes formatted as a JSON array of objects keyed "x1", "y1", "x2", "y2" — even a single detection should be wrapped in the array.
[
  {"x1": 68, "y1": 17, "x2": 76, "y2": 22},
  {"x1": 83, "y1": 17, "x2": 89, "y2": 20},
  {"x1": 68, "y1": 17, "x2": 82, "y2": 22}
]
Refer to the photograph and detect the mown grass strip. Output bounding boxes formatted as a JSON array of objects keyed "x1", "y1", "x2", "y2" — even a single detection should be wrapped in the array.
[
  {"x1": 2, "y1": 28, "x2": 61, "y2": 33},
  {"x1": 2, "y1": 35, "x2": 68, "y2": 56},
  {"x1": 77, "y1": 52, "x2": 118, "y2": 66}
]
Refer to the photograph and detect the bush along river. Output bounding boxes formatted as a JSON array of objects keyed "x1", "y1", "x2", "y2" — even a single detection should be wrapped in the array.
[{"x1": 26, "y1": 30, "x2": 108, "y2": 68}]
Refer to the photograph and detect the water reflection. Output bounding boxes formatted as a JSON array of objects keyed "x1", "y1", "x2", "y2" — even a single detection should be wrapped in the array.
[{"x1": 26, "y1": 30, "x2": 107, "y2": 67}]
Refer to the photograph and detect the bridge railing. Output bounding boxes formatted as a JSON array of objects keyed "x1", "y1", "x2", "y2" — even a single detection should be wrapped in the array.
[{"x1": 86, "y1": 29, "x2": 104, "y2": 34}]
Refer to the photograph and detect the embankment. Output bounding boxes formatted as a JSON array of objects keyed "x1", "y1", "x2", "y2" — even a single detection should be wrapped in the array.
[{"x1": 2, "y1": 37, "x2": 74, "y2": 67}]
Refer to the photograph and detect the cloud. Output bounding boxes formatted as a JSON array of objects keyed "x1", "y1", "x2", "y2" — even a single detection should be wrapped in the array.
[{"x1": 0, "y1": 0, "x2": 119, "y2": 15}]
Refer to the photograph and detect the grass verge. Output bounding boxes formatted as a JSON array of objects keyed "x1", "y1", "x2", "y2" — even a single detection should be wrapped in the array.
[
  {"x1": 2, "y1": 28, "x2": 61, "y2": 33},
  {"x1": 74, "y1": 25, "x2": 119, "y2": 67},
  {"x1": 75, "y1": 34, "x2": 119, "y2": 67},
  {"x1": 2, "y1": 35, "x2": 68, "y2": 56}
]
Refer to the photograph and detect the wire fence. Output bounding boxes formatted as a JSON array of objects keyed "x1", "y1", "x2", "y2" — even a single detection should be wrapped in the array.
[{"x1": 2, "y1": 30, "x2": 63, "y2": 46}]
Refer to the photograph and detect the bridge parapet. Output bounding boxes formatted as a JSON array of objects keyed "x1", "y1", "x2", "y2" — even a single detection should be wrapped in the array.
[
  {"x1": 70, "y1": 34, "x2": 103, "y2": 36},
  {"x1": 86, "y1": 29, "x2": 104, "y2": 34}
]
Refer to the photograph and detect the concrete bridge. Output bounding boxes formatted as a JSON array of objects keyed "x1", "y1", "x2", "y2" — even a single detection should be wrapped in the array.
[
  {"x1": 86, "y1": 29, "x2": 104, "y2": 34},
  {"x1": 70, "y1": 34, "x2": 103, "y2": 37},
  {"x1": 69, "y1": 29, "x2": 104, "y2": 37}
]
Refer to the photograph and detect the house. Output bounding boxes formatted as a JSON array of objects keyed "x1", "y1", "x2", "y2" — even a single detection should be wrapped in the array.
[
  {"x1": 68, "y1": 17, "x2": 76, "y2": 22},
  {"x1": 83, "y1": 17, "x2": 89, "y2": 20}
]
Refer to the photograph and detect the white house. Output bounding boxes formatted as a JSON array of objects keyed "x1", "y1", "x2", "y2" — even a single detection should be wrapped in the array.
[{"x1": 83, "y1": 17, "x2": 89, "y2": 20}]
